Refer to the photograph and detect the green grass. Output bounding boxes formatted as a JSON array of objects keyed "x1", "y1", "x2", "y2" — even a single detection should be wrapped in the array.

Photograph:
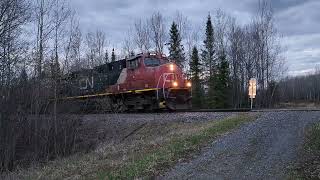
[
  {"x1": 99, "y1": 114, "x2": 255, "y2": 180},
  {"x1": 305, "y1": 123, "x2": 320, "y2": 152}
]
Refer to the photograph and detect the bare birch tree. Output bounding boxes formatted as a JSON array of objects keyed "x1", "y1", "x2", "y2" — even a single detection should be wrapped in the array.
[
  {"x1": 214, "y1": 9, "x2": 230, "y2": 56},
  {"x1": 51, "y1": 0, "x2": 70, "y2": 156},
  {"x1": 174, "y1": 11, "x2": 188, "y2": 40},
  {"x1": 85, "y1": 30, "x2": 106, "y2": 68},
  {"x1": 0, "y1": 0, "x2": 29, "y2": 96},
  {"x1": 63, "y1": 11, "x2": 79, "y2": 73},
  {"x1": 134, "y1": 19, "x2": 151, "y2": 53},
  {"x1": 149, "y1": 12, "x2": 166, "y2": 53},
  {"x1": 122, "y1": 28, "x2": 135, "y2": 57}
]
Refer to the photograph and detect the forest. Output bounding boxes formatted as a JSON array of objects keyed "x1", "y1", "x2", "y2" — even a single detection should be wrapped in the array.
[{"x1": 0, "y1": 0, "x2": 316, "y2": 172}]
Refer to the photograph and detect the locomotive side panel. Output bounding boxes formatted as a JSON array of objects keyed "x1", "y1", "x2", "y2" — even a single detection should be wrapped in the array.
[{"x1": 60, "y1": 60, "x2": 126, "y2": 97}]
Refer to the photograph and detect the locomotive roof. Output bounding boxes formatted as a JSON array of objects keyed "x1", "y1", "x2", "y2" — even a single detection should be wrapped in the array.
[{"x1": 68, "y1": 52, "x2": 165, "y2": 75}]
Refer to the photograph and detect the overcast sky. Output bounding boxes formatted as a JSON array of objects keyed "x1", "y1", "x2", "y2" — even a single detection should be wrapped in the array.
[{"x1": 69, "y1": 0, "x2": 320, "y2": 76}]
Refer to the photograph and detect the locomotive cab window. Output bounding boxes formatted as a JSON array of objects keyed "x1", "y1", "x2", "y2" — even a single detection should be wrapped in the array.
[
  {"x1": 127, "y1": 59, "x2": 139, "y2": 69},
  {"x1": 144, "y1": 58, "x2": 160, "y2": 67}
]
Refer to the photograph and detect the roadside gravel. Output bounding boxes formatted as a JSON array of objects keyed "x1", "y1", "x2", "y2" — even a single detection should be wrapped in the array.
[{"x1": 160, "y1": 111, "x2": 320, "y2": 180}]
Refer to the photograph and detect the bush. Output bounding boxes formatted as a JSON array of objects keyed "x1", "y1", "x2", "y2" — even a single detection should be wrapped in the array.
[{"x1": 0, "y1": 84, "x2": 95, "y2": 172}]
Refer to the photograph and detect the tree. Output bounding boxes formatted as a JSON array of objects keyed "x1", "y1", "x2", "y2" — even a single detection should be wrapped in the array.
[
  {"x1": 228, "y1": 18, "x2": 246, "y2": 108},
  {"x1": 0, "y1": 0, "x2": 29, "y2": 97},
  {"x1": 85, "y1": 30, "x2": 106, "y2": 68},
  {"x1": 134, "y1": 19, "x2": 151, "y2": 53},
  {"x1": 32, "y1": 0, "x2": 57, "y2": 117},
  {"x1": 52, "y1": 0, "x2": 70, "y2": 156},
  {"x1": 212, "y1": 54, "x2": 231, "y2": 108},
  {"x1": 111, "y1": 48, "x2": 116, "y2": 62},
  {"x1": 168, "y1": 21, "x2": 185, "y2": 68},
  {"x1": 185, "y1": 27, "x2": 200, "y2": 79},
  {"x1": 150, "y1": 12, "x2": 166, "y2": 54},
  {"x1": 174, "y1": 11, "x2": 188, "y2": 40},
  {"x1": 202, "y1": 14, "x2": 216, "y2": 77},
  {"x1": 104, "y1": 49, "x2": 109, "y2": 63},
  {"x1": 122, "y1": 29, "x2": 135, "y2": 57},
  {"x1": 68, "y1": 22, "x2": 82, "y2": 71},
  {"x1": 190, "y1": 46, "x2": 202, "y2": 108},
  {"x1": 202, "y1": 14, "x2": 217, "y2": 107},
  {"x1": 63, "y1": 12, "x2": 78, "y2": 73},
  {"x1": 214, "y1": 9, "x2": 229, "y2": 56}
]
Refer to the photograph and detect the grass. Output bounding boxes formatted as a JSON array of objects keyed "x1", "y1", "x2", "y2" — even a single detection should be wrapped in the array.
[
  {"x1": 289, "y1": 123, "x2": 320, "y2": 180},
  {"x1": 100, "y1": 114, "x2": 255, "y2": 179},
  {"x1": 305, "y1": 123, "x2": 320, "y2": 152}
]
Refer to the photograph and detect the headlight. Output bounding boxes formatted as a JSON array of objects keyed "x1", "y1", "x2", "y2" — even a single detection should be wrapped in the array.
[
  {"x1": 186, "y1": 82, "x2": 192, "y2": 87},
  {"x1": 169, "y1": 64, "x2": 174, "y2": 71},
  {"x1": 173, "y1": 81, "x2": 178, "y2": 87}
]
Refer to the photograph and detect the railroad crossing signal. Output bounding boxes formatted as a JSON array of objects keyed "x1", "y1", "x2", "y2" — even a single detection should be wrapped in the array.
[{"x1": 249, "y1": 78, "x2": 257, "y2": 109}]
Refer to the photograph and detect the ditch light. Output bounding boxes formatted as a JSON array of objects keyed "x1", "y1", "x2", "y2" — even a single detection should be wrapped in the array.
[{"x1": 173, "y1": 81, "x2": 178, "y2": 87}]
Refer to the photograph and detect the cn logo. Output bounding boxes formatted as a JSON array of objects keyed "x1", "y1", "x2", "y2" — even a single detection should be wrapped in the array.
[{"x1": 79, "y1": 76, "x2": 94, "y2": 90}]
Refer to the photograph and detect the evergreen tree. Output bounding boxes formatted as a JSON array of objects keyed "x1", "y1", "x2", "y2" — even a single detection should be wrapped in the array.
[
  {"x1": 201, "y1": 14, "x2": 216, "y2": 77},
  {"x1": 201, "y1": 14, "x2": 217, "y2": 108},
  {"x1": 111, "y1": 48, "x2": 116, "y2": 62},
  {"x1": 105, "y1": 49, "x2": 109, "y2": 63},
  {"x1": 190, "y1": 46, "x2": 202, "y2": 108},
  {"x1": 168, "y1": 21, "x2": 185, "y2": 68},
  {"x1": 212, "y1": 54, "x2": 230, "y2": 108}
]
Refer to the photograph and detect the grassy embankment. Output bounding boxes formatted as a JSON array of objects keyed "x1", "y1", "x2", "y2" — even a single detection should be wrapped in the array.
[
  {"x1": 8, "y1": 113, "x2": 256, "y2": 180},
  {"x1": 101, "y1": 114, "x2": 256, "y2": 179},
  {"x1": 291, "y1": 123, "x2": 320, "y2": 179}
]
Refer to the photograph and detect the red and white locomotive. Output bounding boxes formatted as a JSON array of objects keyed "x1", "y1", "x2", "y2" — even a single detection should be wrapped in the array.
[{"x1": 61, "y1": 52, "x2": 192, "y2": 112}]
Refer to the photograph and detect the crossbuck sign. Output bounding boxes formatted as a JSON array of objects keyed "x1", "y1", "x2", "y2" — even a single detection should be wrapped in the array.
[
  {"x1": 248, "y1": 78, "x2": 257, "y2": 109},
  {"x1": 249, "y1": 78, "x2": 256, "y2": 98}
]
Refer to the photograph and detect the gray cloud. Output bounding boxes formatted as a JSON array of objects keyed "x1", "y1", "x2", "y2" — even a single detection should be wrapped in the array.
[{"x1": 69, "y1": 0, "x2": 320, "y2": 76}]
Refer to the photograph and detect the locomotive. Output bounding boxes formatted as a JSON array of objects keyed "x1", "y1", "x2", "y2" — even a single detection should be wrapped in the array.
[{"x1": 59, "y1": 52, "x2": 192, "y2": 112}]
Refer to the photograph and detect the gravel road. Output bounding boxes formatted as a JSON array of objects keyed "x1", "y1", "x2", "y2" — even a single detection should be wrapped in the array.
[{"x1": 159, "y1": 111, "x2": 320, "y2": 180}]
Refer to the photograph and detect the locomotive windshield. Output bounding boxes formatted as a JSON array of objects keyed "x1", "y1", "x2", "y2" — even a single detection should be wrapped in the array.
[
  {"x1": 144, "y1": 58, "x2": 161, "y2": 67},
  {"x1": 128, "y1": 59, "x2": 139, "y2": 69}
]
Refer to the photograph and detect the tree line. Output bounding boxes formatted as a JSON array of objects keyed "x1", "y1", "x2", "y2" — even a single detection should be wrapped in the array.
[
  {"x1": 0, "y1": 0, "x2": 286, "y2": 171},
  {"x1": 276, "y1": 71, "x2": 320, "y2": 105},
  {"x1": 188, "y1": 2, "x2": 285, "y2": 109}
]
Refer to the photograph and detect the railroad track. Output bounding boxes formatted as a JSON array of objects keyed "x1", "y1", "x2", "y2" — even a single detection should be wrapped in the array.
[
  {"x1": 83, "y1": 108, "x2": 320, "y2": 114},
  {"x1": 252, "y1": 108, "x2": 320, "y2": 112},
  {"x1": 101, "y1": 108, "x2": 252, "y2": 114},
  {"x1": 176, "y1": 108, "x2": 251, "y2": 113}
]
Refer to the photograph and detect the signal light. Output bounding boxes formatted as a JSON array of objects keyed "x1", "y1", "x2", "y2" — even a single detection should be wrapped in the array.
[{"x1": 186, "y1": 82, "x2": 192, "y2": 87}]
